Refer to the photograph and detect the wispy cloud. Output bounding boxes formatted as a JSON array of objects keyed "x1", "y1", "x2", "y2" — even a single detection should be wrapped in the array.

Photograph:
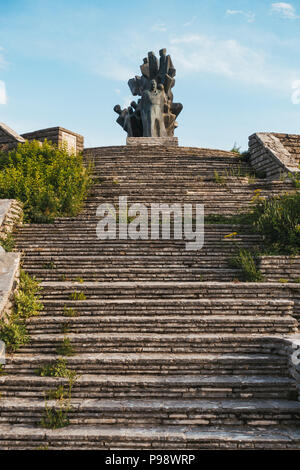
[
  {"x1": 183, "y1": 16, "x2": 197, "y2": 27},
  {"x1": 226, "y1": 9, "x2": 255, "y2": 23},
  {"x1": 169, "y1": 33, "x2": 299, "y2": 91},
  {"x1": 151, "y1": 21, "x2": 167, "y2": 32},
  {"x1": 0, "y1": 81, "x2": 7, "y2": 105},
  {"x1": 271, "y1": 2, "x2": 300, "y2": 19}
]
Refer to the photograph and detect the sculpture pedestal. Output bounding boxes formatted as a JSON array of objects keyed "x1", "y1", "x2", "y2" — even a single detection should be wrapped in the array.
[{"x1": 126, "y1": 137, "x2": 178, "y2": 147}]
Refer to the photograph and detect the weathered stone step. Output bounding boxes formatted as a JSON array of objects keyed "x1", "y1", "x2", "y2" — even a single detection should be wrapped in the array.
[
  {"x1": 1, "y1": 398, "x2": 299, "y2": 427},
  {"x1": 24, "y1": 270, "x2": 241, "y2": 283},
  {"x1": 0, "y1": 374, "x2": 295, "y2": 400},
  {"x1": 20, "y1": 332, "x2": 297, "y2": 355},
  {"x1": 38, "y1": 281, "x2": 300, "y2": 300},
  {"x1": 1, "y1": 424, "x2": 300, "y2": 450},
  {"x1": 35, "y1": 297, "x2": 295, "y2": 313},
  {"x1": 26, "y1": 312, "x2": 296, "y2": 334},
  {"x1": 5, "y1": 353, "x2": 289, "y2": 376}
]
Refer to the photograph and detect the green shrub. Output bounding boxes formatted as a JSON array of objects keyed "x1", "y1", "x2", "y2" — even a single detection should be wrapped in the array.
[
  {"x1": 251, "y1": 192, "x2": 300, "y2": 254},
  {"x1": 0, "y1": 233, "x2": 15, "y2": 252},
  {"x1": 229, "y1": 249, "x2": 263, "y2": 282},
  {"x1": 0, "y1": 140, "x2": 92, "y2": 223},
  {"x1": 0, "y1": 271, "x2": 42, "y2": 353},
  {"x1": 14, "y1": 270, "x2": 43, "y2": 319},
  {"x1": 0, "y1": 316, "x2": 30, "y2": 353}
]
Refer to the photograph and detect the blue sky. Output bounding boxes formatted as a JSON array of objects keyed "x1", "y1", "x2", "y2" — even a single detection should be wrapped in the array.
[{"x1": 1, "y1": 0, "x2": 300, "y2": 150}]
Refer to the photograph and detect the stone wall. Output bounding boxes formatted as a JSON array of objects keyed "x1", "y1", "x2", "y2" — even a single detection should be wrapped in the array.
[
  {"x1": 0, "y1": 123, "x2": 25, "y2": 152},
  {"x1": 259, "y1": 256, "x2": 300, "y2": 282},
  {"x1": 273, "y1": 133, "x2": 300, "y2": 166},
  {"x1": 0, "y1": 200, "x2": 23, "y2": 239},
  {"x1": 21, "y1": 127, "x2": 84, "y2": 154},
  {"x1": 0, "y1": 200, "x2": 22, "y2": 321},
  {"x1": 248, "y1": 132, "x2": 300, "y2": 180},
  {"x1": 280, "y1": 337, "x2": 300, "y2": 401}
]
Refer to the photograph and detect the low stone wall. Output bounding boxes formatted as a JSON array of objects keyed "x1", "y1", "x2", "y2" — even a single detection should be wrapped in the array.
[
  {"x1": 0, "y1": 200, "x2": 22, "y2": 321},
  {"x1": 280, "y1": 337, "x2": 300, "y2": 401},
  {"x1": 22, "y1": 127, "x2": 84, "y2": 154},
  {"x1": 0, "y1": 200, "x2": 23, "y2": 239},
  {"x1": 0, "y1": 122, "x2": 25, "y2": 153},
  {"x1": 248, "y1": 132, "x2": 300, "y2": 179},
  {"x1": 0, "y1": 253, "x2": 20, "y2": 321},
  {"x1": 259, "y1": 256, "x2": 300, "y2": 282}
]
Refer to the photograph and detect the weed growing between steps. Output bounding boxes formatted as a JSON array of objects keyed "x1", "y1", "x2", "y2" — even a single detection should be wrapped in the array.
[
  {"x1": 69, "y1": 291, "x2": 86, "y2": 301},
  {"x1": 56, "y1": 337, "x2": 75, "y2": 356},
  {"x1": 36, "y1": 357, "x2": 77, "y2": 380},
  {"x1": 0, "y1": 140, "x2": 92, "y2": 223},
  {"x1": 0, "y1": 270, "x2": 43, "y2": 352},
  {"x1": 37, "y1": 359, "x2": 78, "y2": 429},
  {"x1": 41, "y1": 394, "x2": 72, "y2": 429},
  {"x1": 63, "y1": 306, "x2": 78, "y2": 317},
  {"x1": 229, "y1": 249, "x2": 263, "y2": 282}
]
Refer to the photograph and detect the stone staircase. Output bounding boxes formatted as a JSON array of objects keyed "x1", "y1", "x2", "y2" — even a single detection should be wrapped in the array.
[{"x1": 1, "y1": 145, "x2": 300, "y2": 450}]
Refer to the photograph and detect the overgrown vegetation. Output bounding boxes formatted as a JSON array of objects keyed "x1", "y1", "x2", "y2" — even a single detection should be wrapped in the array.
[
  {"x1": 229, "y1": 249, "x2": 263, "y2": 282},
  {"x1": 0, "y1": 318, "x2": 29, "y2": 353},
  {"x1": 36, "y1": 358, "x2": 77, "y2": 380},
  {"x1": 0, "y1": 140, "x2": 92, "y2": 223},
  {"x1": 251, "y1": 192, "x2": 300, "y2": 255},
  {"x1": 0, "y1": 270, "x2": 43, "y2": 352},
  {"x1": 207, "y1": 190, "x2": 300, "y2": 256},
  {"x1": 0, "y1": 233, "x2": 15, "y2": 252}
]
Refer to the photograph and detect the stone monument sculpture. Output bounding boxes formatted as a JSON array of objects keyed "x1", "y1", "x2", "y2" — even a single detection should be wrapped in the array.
[{"x1": 114, "y1": 49, "x2": 183, "y2": 138}]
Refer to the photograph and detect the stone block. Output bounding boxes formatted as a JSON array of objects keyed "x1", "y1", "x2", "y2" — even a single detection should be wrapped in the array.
[{"x1": 126, "y1": 137, "x2": 178, "y2": 147}]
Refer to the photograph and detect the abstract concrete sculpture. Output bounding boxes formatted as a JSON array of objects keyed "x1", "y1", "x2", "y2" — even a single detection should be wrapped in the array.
[{"x1": 114, "y1": 49, "x2": 183, "y2": 138}]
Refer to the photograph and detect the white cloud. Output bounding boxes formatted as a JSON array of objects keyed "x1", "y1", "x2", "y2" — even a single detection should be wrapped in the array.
[
  {"x1": 151, "y1": 22, "x2": 167, "y2": 32},
  {"x1": 291, "y1": 80, "x2": 300, "y2": 104},
  {"x1": 226, "y1": 9, "x2": 255, "y2": 23},
  {"x1": 0, "y1": 81, "x2": 7, "y2": 105},
  {"x1": 169, "y1": 33, "x2": 299, "y2": 91},
  {"x1": 271, "y1": 2, "x2": 299, "y2": 19},
  {"x1": 183, "y1": 16, "x2": 197, "y2": 27}
]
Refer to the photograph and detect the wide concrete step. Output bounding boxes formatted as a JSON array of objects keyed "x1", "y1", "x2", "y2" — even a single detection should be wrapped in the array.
[
  {"x1": 1, "y1": 398, "x2": 300, "y2": 427},
  {"x1": 0, "y1": 374, "x2": 295, "y2": 400},
  {"x1": 1, "y1": 424, "x2": 300, "y2": 450},
  {"x1": 5, "y1": 353, "x2": 289, "y2": 376}
]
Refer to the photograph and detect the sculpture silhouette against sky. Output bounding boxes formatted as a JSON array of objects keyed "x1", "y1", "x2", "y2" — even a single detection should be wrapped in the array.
[{"x1": 114, "y1": 49, "x2": 183, "y2": 138}]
